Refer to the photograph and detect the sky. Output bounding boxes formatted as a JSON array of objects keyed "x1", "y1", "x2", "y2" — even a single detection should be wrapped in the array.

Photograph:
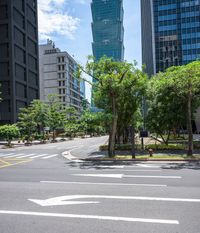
[{"x1": 38, "y1": 0, "x2": 142, "y2": 101}]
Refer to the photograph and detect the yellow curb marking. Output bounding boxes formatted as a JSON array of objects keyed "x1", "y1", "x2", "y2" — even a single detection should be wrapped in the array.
[
  {"x1": 0, "y1": 159, "x2": 11, "y2": 166},
  {"x1": 0, "y1": 158, "x2": 32, "y2": 169}
]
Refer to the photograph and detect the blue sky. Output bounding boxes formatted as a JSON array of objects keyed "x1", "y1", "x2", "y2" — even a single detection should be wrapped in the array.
[{"x1": 38, "y1": 0, "x2": 141, "y2": 101}]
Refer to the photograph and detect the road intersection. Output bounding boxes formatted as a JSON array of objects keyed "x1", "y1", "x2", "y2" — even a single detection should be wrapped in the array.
[{"x1": 0, "y1": 136, "x2": 199, "y2": 233}]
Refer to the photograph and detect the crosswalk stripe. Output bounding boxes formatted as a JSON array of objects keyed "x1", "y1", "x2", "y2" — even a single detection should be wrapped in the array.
[
  {"x1": 3, "y1": 154, "x2": 22, "y2": 158},
  {"x1": 30, "y1": 154, "x2": 48, "y2": 159},
  {"x1": 4, "y1": 153, "x2": 25, "y2": 158},
  {"x1": 0, "y1": 153, "x2": 15, "y2": 157},
  {"x1": 16, "y1": 154, "x2": 36, "y2": 158},
  {"x1": 42, "y1": 154, "x2": 58, "y2": 159}
]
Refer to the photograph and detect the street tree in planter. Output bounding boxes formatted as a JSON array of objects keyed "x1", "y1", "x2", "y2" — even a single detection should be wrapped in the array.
[
  {"x1": 29, "y1": 99, "x2": 49, "y2": 140},
  {"x1": 79, "y1": 56, "x2": 147, "y2": 157},
  {"x1": 47, "y1": 94, "x2": 67, "y2": 142},
  {"x1": 164, "y1": 61, "x2": 200, "y2": 156},
  {"x1": 0, "y1": 124, "x2": 20, "y2": 147},
  {"x1": 146, "y1": 73, "x2": 187, "y2": 145},
  {"x1": 17, "y1": 107, "x2": 37, "y2": 143}
]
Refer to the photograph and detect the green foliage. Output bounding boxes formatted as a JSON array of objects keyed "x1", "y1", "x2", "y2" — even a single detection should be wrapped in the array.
[
  {"x1": 79, "y1": 111, "x2": 107, "y2": 136},
  {"x1": 145, "y1": 144, "x2": 185, "y2": 151},
  {"x1": 47, "y1": 94, "x2": 68, "y2": 141},
  {"x1": 30, "y1": 100, "x2": 49, "y2": 134},
  {"x1": 82, "y1": 56, "x2": 147, "y2": 157},
  {"x1": 65, "y1": 123, "x2": 79, "y2": 138},
  {"x1": 17, "y1": 107, "x2": 37, "y2": 143},
  {"x1": 0, "y1": 124, "x2": 20, "y2": 146},
  {"x1": 99, "y1": 144, "x2": 141, "y2": 151},
  {"x1": 146, "y1": 61, "x2": 200, "y2": 155}
]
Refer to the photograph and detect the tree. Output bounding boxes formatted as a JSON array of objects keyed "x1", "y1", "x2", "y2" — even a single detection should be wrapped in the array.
[
  {"x1": 47, "y1": 94, "x2": 67, "y2": 141},
  {"x1": 147, "y1": 61, "x2": 200, "y2": 155},
  {"x1": 146, "y1": 73, "x2": 187, "y2": 145},
  {"x1": 79, "y1": 111, "x2": 107, "y2": 136},
  {"x1": 0, "y1": 124, "x2": 19, "y2": 147},
  {"x1": 79, "y1": 57, "x2": 147, "y2": 157},
  {"x1": 29, "y1": 100, "x2": 49, "y2": 139},
  {"x1": 17, "y1": 107, "x2": 37, "y2": 143},
  {"x1": 165, "y1": 61, "x2": 200, "y2": 156}
]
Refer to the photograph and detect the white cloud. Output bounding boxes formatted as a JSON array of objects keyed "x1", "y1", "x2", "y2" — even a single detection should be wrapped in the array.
[{"x1": 38, "y1": 0, "x2": 80, "y2": 41}]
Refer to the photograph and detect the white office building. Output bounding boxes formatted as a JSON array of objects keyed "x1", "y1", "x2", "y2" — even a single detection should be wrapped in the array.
[{"x1": 39, "y1": 40, "x2": 85, "y2": 112}]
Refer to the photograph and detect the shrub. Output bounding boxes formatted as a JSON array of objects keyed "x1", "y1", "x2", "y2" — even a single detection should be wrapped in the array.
[
  {"x1": 100, "y1": 144, "x2": 141, "y2": 151},
  {"x1": 0, "y1": 124, "x2": 20, "y2": 146},
  {"x1": 145, "y1": 144, "x2": 185, "y2": 150}
]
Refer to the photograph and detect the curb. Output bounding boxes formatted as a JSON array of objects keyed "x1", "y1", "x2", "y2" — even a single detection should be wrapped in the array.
[{"x1": 62, "y1": 151, "x2": 84, "y2": 162}]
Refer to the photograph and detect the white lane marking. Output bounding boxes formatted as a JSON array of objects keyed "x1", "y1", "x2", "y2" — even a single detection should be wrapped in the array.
[
  {"x1": 42, "y1": 154, "x2": 58, "y2": 159},
  {"x1": 0, "y1": 210, "x2": 179, "y2": 225},
  {"x1": 4, "y1": 153, "x2": 24, "y2": 158},
  {"x1": 136, "y1": 164, "x2": 161, "y2": 168},
  {"x1": 29, "y1": 194, "x2": 200, "y2": 206},
  {"x1": 124, "y1": 175, "x2": 181, "y2": 179},
  {"x1": 73, "y1": 174, "x2": 124, "y2": 178},
  {"x1": 40, "y1": 181, "x2": 167, "y2": 187},
  {"x1": 122, "y1": 169, "x2": 162, "y2": 172},
  {"x1": 30, "y1": 154, "x2": 48, "y2": 159},
  {"x1": 16, "y1": 154, "x2": 36, "y2": 158},
  {"x1": 72, "y1": 174, "x2": 181, "y2": 179},
  {"x1": 92, "y1": 165, "x2": 125, "y2": 169}
]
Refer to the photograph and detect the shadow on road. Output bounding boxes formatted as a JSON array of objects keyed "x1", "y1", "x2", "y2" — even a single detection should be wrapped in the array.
[{"x1": 65, "y1": 160, "x2": 200, "y2": 170}]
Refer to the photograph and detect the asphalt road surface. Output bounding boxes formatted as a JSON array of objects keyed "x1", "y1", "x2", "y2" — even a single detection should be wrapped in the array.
[{"x1": 0, "y1": 136, "x2": 200, "y2": 233}]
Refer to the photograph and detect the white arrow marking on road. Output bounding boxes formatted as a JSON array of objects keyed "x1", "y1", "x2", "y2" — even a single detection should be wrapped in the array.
[
  {"x1": 72, "y1": 174, "x2": 181, "y2": 179},
  {"x1": 0, "y1": 210, "x2": 179, "y2": 225},
  {"x1": 29, "y1": 194, "x2": 200, "y2": 207}
]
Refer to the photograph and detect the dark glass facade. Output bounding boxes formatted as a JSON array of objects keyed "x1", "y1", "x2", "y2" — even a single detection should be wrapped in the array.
[
  {"x1": 91, "y1": 0, "x2": 124, "y2": 61},
  {"x1": 141, "y1": 0, "x2": 200, "y2": 75},
  {"x1": 0, "y1": 0, "x2": 39, "y2": 123}
]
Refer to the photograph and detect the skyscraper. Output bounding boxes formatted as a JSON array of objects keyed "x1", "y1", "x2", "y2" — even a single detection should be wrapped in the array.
[
  {"x1": 141, "y1": 0, "x2": 200, "y2": 75},
  {"x1": 0, "y1": 0, "x2": 39, "y2": 124},
  {"x1": 91, "y1": 0, "x2": 124, "y2": 61},
  {"x1": 141, "y1": 0, "x2": 200, "y2": 132}
]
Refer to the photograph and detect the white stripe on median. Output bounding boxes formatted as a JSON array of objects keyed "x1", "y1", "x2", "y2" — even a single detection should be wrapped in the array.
[
  {"x1": 40, "y1": 181, "x2": 167, "y2": 187},
  {"x1": 42, "y1": 154, "x2": 58, "y2": 159},
  {"x1": 0, "y1": 210, "x2": 179, "y2": 225}
]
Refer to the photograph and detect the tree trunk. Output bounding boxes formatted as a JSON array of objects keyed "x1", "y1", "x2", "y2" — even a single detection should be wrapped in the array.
[
  {"x1": 108, "y1": 97, "x2": 118, "y2": 158},
  {"x1": 187, "y1": 91, "x2": 193, "y2": 156}
]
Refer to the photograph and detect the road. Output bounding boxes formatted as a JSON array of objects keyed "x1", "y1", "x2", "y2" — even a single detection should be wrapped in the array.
[{"x1": 0, "y1": 136, "x2": 200, "y2": 233}]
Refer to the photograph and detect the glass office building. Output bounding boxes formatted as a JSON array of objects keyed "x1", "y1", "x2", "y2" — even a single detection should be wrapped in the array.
[
  {"x1": 91, "y1": 0, "x2": 124, "y2": 61},
  {"x1": 141, "y1": 0, "x2": 200, "y2": 75}
]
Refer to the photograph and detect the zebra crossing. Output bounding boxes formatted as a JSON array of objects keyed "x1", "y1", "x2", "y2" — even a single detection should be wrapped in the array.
[{"x1": 0, "y1": 152, "x2": 59, "y2": 160}]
